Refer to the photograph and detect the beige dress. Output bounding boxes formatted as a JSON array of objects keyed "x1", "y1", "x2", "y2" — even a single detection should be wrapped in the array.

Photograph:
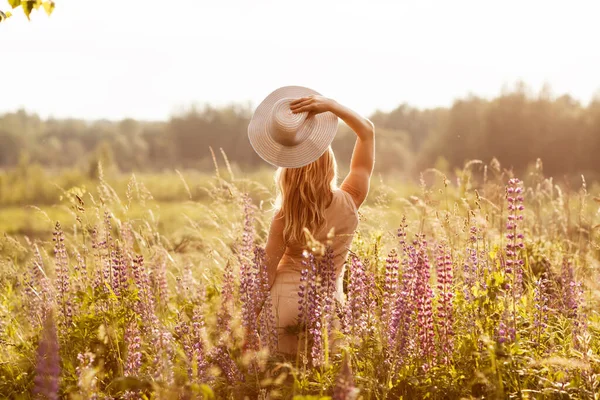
[{"x1": 269, "y1": 188, "x2": 359, "y2": 354}]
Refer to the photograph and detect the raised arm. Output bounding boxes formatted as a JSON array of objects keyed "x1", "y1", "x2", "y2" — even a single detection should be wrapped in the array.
[{"x1": 290, "y1": 96, "x2": 375, "y2": 207}]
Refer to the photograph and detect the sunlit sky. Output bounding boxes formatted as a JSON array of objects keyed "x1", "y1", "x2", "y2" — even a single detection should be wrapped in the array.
[{"x1": 1, "y1": 0, "x2": 599, "y2": 121}]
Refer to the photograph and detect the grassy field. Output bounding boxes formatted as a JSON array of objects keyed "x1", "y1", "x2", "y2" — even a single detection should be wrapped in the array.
[{"x1": 0, "y1": 160, "x2": 599, "y2": 399}]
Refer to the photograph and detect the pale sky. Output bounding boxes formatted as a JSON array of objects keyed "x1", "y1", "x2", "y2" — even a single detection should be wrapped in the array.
[{"x1": 1, "y1": 0, "x2": 599, "y2": 121}]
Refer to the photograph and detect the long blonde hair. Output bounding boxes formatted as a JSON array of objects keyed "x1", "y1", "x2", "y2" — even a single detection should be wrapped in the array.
[{"x1": 275, "y1": 147, "x2": 338, "y2": 244}]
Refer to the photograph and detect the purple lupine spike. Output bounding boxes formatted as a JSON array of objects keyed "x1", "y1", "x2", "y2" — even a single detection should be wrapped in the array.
[
  {"x1": 497, "y1": 309, "x2": 516, "y2": 344},
  {"x1": 174, "y1": 313, "x2": 195, "y2": 380},
  {"x1": 53, "y1": 222, "x2": 72, "y2": 331},
  {"x1": 333, "y1": 354, "x2": 359, "y2": 400},
  {"x1": 505, "y1": 178, "x2": 525, "y2": 341},
  {"x1": 256, "y1": 246, "x2": 278, "y2": 354},
  {"x1": 297, "y1": 266, "x2": 309, "y2": 325},
  {"x1": 382, "y1": 249, "x2": 400, "y2": 328},
  {"x1": 124, "y1": 320, "x2": 142, "y2": 376},
  {"x1": 149, "y1": 328, "x2": 174, "y2": 384},
  {"x1": 436, "y1": 243, "x2": 454, "y2": 364},
  {"x1": 33, "y1": 308, "x2": 61, "y2": 400},
  {"x1": 110, "y1": 246, "x2": 129, "y2": 297},
  {"x1": 211, "y1": 345, "x2": 244, "y2": 385},
  {"x1": 240, "y1": 246, "x2": 262, "y2": 352},
  {"x1": 132, "y1": 255, "x2": 159, "y2": 326},
  {"x1": 297, "y1": 248, "x2": 337, "y2": 366},
  {"x1": 414, "y1": 235, "x2": 436, "y2": 371},
  {"x1": 505, "y1": 178, "x2": 525, "y2": 296},
  {"x1": 151, "y1": 253, "x2": 169, "y2": 306},
  {"x1": 103, "y1": 211, "x2": 113, "y2": 248},
  {"x1": 343, "y1": 256, "x2": 368, "y2": 340},
  {"x1": 110, "y1": 250, "x2": 121, "y2": 296},
  {"x1": 560, "y1": 260, "x2": 585, "y2": 336},
  {"x1": 318, "y1": 246, "x2": 337, "y2": 342},
  {"x1": 217, "y1": 259, "x2": 236, "y2": 342},
  {"x1": 191, "y1": 305, "x2": 209, "y2": 383},
  {"x1": 303, "y1": 252, "x2": 324, "y2": 367},
  {"x1": 387, "y1": 220, "x2": 417, "y2": 363}
]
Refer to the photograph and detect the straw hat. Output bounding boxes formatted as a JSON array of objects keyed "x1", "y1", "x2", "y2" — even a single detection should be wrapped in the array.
[{"x1": 248, "y1": 86, "x2": 338, "y2": 168}]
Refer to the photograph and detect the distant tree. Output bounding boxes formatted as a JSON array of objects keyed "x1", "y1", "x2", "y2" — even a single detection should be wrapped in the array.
[{"x1": 0, "y1": 0, "x2": 54, "y2": 22}]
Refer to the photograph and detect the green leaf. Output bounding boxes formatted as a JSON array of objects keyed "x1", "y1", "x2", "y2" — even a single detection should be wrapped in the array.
[
  {"x1": 42, "y1": 0, "x2": 54, "y2": 16},
  {"x1": 8, "y1": 0, "x2": 21, "y2": 9},
  {"x1": 22, "y1": 0, "x2": 34, "y2": 19}
]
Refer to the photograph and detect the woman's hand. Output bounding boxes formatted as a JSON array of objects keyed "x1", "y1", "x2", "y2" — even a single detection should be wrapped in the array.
[{"x1": 290, "y1": 95, "x2": 335, "y2": 115}]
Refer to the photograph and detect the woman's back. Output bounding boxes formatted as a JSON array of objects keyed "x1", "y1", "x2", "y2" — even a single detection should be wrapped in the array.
[{"x1": 277, "y1": 188, "x2": 359, "y2": 276}]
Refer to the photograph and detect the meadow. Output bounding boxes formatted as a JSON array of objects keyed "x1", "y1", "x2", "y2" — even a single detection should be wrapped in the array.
[{"x1": 0, "y1": 156, "x2": 599, "y2": 399}]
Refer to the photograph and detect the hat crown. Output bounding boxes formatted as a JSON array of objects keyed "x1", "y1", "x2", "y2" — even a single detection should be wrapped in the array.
[{"x1": 269, "y1": 98, "x2": 308, "y2": 146}]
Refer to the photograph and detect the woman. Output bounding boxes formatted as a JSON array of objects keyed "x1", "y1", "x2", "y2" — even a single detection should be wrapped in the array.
[{"x1": 248, "y1": 86, "x2": 375, "y2": 354}]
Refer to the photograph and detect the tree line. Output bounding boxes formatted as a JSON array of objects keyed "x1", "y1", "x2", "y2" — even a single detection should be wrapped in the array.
[{"x1": 1, "y1": 83, "x2": 599, "y2": 181}]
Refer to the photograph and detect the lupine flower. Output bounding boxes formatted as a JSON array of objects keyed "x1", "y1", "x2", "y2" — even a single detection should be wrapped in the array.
[
  {"x1": 505, "y1": 178, "x2": 525, "y2": 296},
  {"x1": 132, "y1": 255, "x2": 159, "y2": 326},
  {"x1": 436, "y1": 243, "x2": 454, "y2": 364},
  {"x1": 151, "y1": 253, "x2": 169, "y2": 306},
  {"x1": 256, "y1": 248, "x2": 278, "y2": 354},
  {"x1": 504, "y1": 178, "x2": 525, "y2": 343},
  {"x1": 124, "y1": 319, "x2": 142, "y2": 376},
  {"x1": 53, "y1": 222, "x2": 72, "y2": 331},
  {"x1": 240, "y1": 247, "x2": 260, "y2": 352},
  {"x1": 333, "y1": 354, "x2": 359, "y2": 400},
  {"x1": 297, "y1": 264, "x2": 310, "y2": 325},
  {"x1": 191, "y1": 305, "x2": 209, "y2": 382},
  {"x1": 413, "y1": 235, "x2": 436, "y2": 370},
  {"x1": 319, "y1": 246, "x2": 337, "y2": 337},
  {"x1": 560, "y1": 260, "x2": 585, "y2": 335},
  {"x1": 302, "y1": 252, "x2": 324, "y2": 367},
  {"x1": 496, "y1": 310, "x2": 516, "y2": 344},
  {"x1": 33, "y1": 308, "x2": 61, "y2": 400},
  {"x1": 343, "y1": 255, "x2": 368, "y2": 340},
  {"x1": 217, "y1": 260, "x2": 236, "y2": 341},
  {"x1": 387, "y1": 224, "x2": 417, "y2": 363},
  {"x1": 382, "y1": 249, "x2": 400, "y2": 328},
  {"x1": 211, "y1": 345, "x2": 244, "y2": 385},
  {"x1": 150, "y1": 327, "x2": 174, "y2": 384},
  {"x1": 174, "y1": 313, "x2": 195, "y2": 380},
  {"x1": 296, "y1": 249, "x2": 337, "y2": 367},
  {"x1": 110, "y1": 247, "x2": 128, "y2": 297}
]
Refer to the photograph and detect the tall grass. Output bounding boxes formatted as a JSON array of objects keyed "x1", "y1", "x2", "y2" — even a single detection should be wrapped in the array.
[{"x1": 0, "y1": 158, "x2": 599, "y2": 399}]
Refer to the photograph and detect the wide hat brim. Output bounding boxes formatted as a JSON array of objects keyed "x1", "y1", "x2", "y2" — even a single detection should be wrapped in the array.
[{"x1": 248, "y1": 86, "x2": 338, "y2": 168}]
